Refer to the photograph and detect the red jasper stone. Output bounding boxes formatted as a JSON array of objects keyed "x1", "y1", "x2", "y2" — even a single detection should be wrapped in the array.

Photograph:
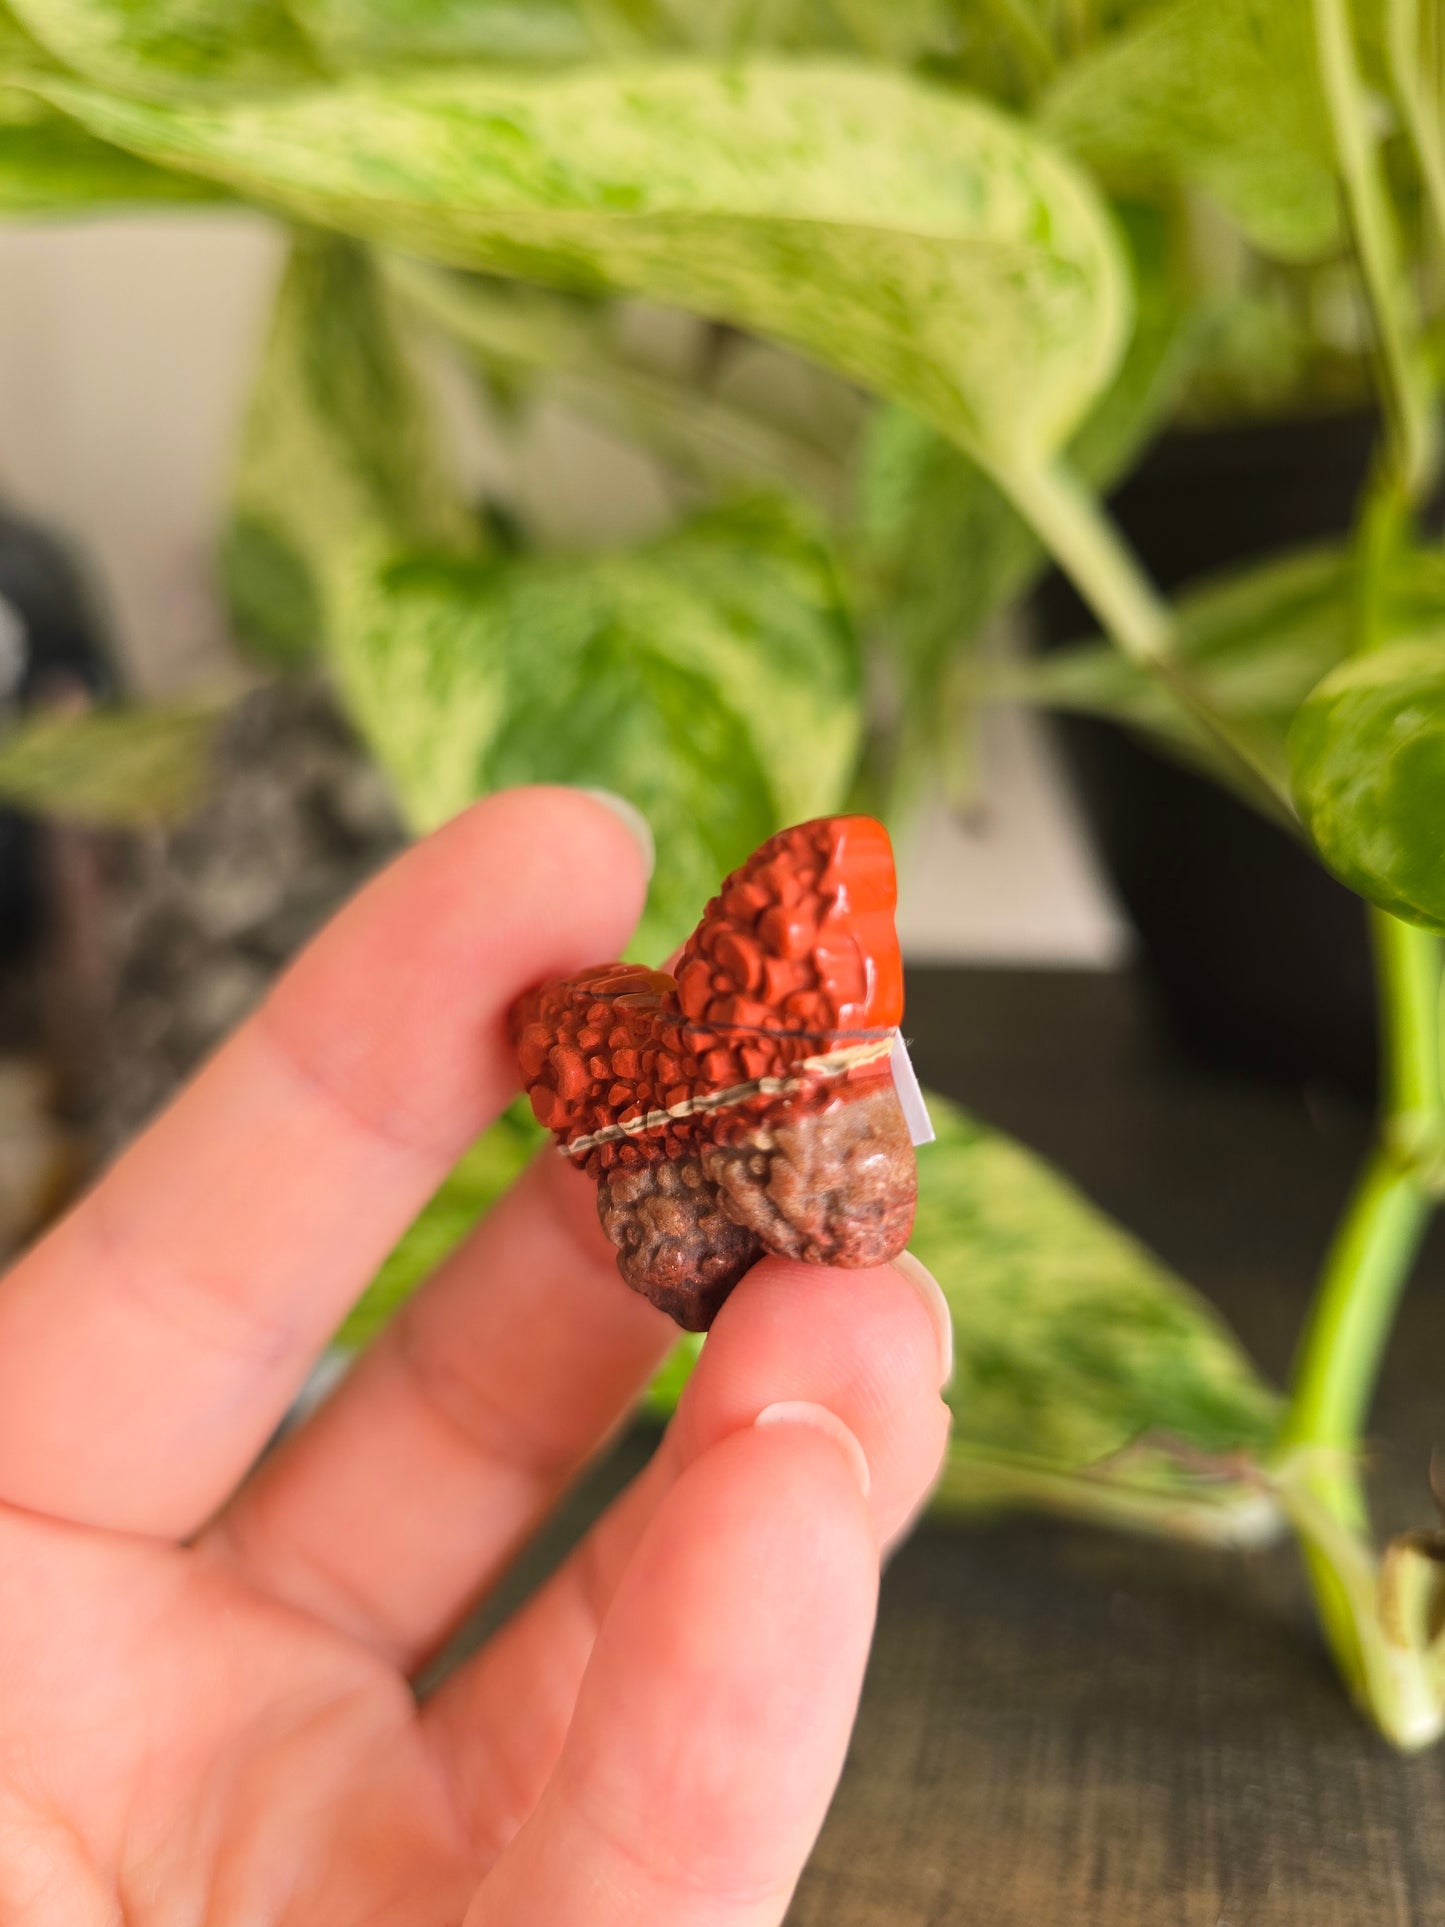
[{"x1": 509, "y1": 815, "x2": 916, "y2": 1327}]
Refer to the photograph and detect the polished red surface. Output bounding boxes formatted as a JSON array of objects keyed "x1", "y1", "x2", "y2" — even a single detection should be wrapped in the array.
[{"x1": 511, "y1": 815, "x2": 903, "y2": 1174}]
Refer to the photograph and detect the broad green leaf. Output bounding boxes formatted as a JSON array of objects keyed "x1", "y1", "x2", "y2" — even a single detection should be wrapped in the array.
[
  {"x1": 914, "y1": 1095, "x2": 1280, "y2": 1525},
  {"x1": 1289, "y1": 636, "x2": 1445, "y2": 931},
  {"x1": 0, "y1": 699, "x2": 225, "y2": 826},
  {"x1": 993, "y1": 545, "x2": 1445, "y2": 798},
  {"x1": 853, "y1": 201, "x2": 1192, "y2": 808},
  {"x1": 1041, "y1": 0, "x2": 1342, "y2": 262},
  {"x1": 225, "y1": 233, "x2": 475, "y2": 662},
  {"x1": 0, "y1": 93, "x2": 221, "y2": 210},
  {"x1": 35, "y1": 63, "x2": 1130, "y2": 474},
  {"x1": 332, "y1": 493, "x2": 862, "y2": 958},
  {"x1": 8, "y1": 0, "x2": 317, "y2": 94},
  {"x1": 339, "y1": 1104, "x2": 543, "y2": 1348}
]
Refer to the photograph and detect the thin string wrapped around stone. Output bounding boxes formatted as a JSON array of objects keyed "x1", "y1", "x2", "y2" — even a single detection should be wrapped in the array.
[{"x1": 510, "y1": 816, "x2": 917, "y2": 1329}]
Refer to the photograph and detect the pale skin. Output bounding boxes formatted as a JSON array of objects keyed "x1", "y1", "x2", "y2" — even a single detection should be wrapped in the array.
[{"x1": 0, "y1": 787, "x2": 951, "y2": 1926}]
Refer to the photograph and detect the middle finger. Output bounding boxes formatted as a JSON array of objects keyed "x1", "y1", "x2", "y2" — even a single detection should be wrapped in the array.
[{"x1": 203, "y1": 1150, "x2": 674, "y2": 1666}]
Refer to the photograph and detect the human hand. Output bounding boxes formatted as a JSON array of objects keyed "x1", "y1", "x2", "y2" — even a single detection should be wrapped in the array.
[{"x1": 0, "y1": 788, "x2": 951, "y2": 1926}]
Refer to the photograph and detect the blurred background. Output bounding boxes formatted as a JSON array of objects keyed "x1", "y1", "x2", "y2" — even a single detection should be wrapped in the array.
[{"x1": 0, "y1": 212, "x2": 1126, "y2": 965}]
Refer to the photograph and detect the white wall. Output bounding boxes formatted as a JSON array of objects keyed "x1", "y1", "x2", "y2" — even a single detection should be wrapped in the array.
[{"x1": 0, "y1": 212, "x2": 1127, "y2": 965}]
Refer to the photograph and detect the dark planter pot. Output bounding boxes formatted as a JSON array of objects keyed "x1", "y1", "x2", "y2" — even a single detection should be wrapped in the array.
[
  {"x1": 0, "y1": 502, "x2": 118, "y2": 955},
  {"x1": 1031, "y1": 411, "x2": 1398, "y2": 1099}
]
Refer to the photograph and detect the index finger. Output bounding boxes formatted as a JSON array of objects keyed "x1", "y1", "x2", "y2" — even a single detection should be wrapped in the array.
[{"x1": 0, "y1": 786, "x2": 649, "y2": 1537}]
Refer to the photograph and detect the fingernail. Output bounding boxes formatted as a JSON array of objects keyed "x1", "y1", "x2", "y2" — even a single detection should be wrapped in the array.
[
  {"x1": 893, "y1": 1250, "x2": 953, "y2": 1389},
  {"x1": 579, "y1": 788, "x2": 655, "y2": 881},
  {"x1": 754, "y1": 1400, "x2": 871, "y2": 1498}
]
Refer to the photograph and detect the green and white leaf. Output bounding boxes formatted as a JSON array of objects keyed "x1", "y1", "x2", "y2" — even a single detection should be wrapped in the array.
[
  {"x1": 339, "y1": 1102, "x2": 543, "y2": 1348},
  {"x1": 1289, "y1": 635, "x2": 1445, "y2": 931},
  {"x1": 0, "y1": 88, "x2": 221, "y2": 210},
  {"x1": 643, "y1": 1092, "x2": 1283, "y2": 1540},
  {"x1": 914, "y1": 1095, "x2": 1281, "y2": 1538},
  {"x1": 8, "y1": 0, "x2": 317, "y2": 94},
  {"x1": 1041, "y1": 0, "x2": 1342, "y2": 262},
  {"x1": 0, "y1": 698, "x2": 226, "y2": 827},
  {"x1": 34, "y1": 63, "x2": 1130, "y2": 474},
  {"x1": 334, "y1": 495, "x2": 861, "y2": 959},
  {"x1": 225, "y1": 233, "x2": 475, "y2": 664}
]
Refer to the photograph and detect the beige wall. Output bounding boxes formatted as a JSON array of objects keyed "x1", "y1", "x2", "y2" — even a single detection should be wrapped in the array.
[{"x1": 0, "y1": 210, "x2": 1126, "y2": 964}]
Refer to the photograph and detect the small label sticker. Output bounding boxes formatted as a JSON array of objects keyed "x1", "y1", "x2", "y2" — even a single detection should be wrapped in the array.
[{"x1": 890, "y1": 1029, "x2": 935, "y2": 1146}]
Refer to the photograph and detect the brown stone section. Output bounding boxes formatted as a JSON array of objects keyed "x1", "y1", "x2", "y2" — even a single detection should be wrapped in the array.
[
  {"x1": 596, "y1": 1153, "x2": 762, "y2": 1331},
  {"x1": 702, "y1": 1082, "x2": 916, "y2": 1269}
]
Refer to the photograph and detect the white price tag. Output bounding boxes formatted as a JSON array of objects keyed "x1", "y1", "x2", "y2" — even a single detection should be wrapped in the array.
[{"x1": 889, "y1": 1029, "x2": 935, "y2": 1146}]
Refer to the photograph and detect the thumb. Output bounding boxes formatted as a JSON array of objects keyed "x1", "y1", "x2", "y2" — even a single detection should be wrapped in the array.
[{"x1": 467, "y1": 1407, "x2": 877, "y2": 1927}]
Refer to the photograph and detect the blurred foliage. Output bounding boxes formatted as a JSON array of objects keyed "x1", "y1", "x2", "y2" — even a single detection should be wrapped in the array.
[
  {"x1": 7, "y1": 0, "x2": 317, "y2": 91},
  {"x1": 30, "y1": 66, "x2": 1128, "y2": 474},
  {"x1": 986, "y1": 545, "x2": 1445, "y2": 793},
  {"x1": 1041, "y1": 0, "x2": 1342, "y2": 261},
  {"x1": 852, "y1": 199, "x2": 1196, "y2": 808},
  {"x1": 333, "y1": 509, "x2": 861, "y2": 961},
  {"x1": 1290, "y1": 638, "x2": 1445, "y2": 932},
  {"x1": 0, "y1": 86, "x2": 221, "y2": 205},
  {"x1": 915, "y1": 1094, "x2": 1279, "y2": 1500},
  {"x1": 0, "y1": 699, "x2": 227, "y2": 825},
  {"x1": 232, "y1": 234, "x2": 860, "y2": 958}
]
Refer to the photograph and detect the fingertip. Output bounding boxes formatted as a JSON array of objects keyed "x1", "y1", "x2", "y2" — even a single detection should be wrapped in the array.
[
  {"x1": 575, "y1": 787, "x2": 656, "y2": 881},
  {"x1": 755, "y1": 1399, "x2": 871, "y2": 1499},
  {"x1": 891, "y1": 1250, "x2": 954, "y2": 1389},
  {"x1": 462, "y1": 784, "x2": 652, "y2": 913},
  {"x1": 672, "y1": 1255, "x2": 951, "y2": 1546}
]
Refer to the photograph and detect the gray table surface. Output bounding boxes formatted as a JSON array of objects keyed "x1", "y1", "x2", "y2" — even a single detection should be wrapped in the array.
[{"x1": 453, "y1": 968, "x2": 1445, "y2": 1927}]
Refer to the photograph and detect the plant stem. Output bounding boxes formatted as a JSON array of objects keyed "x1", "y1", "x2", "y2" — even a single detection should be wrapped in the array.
[
  {"x1": 997, "y1": 457, "x2": 1298, "y2": 823},
  {"x1": 997, "y1": 457, "x2": 1169, "y2": 665},
  {"x1": 1351, "y1": 466, "x2": 1410, "y2": 656},
  {"x1": 1313, "y1": 0, "x2": 1438, "y2": 495},
  {"x1": 1378, "y1": 913, "x2": 1444, "y2": 1142},
  {"x1": 1388, "y1": 0, "x2": 1445, "y2": 257},
  {"x1": 1282, "y1": 916, "x2": 1439, "y2": 1496},
  {"x1": 1281, "y1": 1146, "x2": 1430, "y2": 1524}
]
